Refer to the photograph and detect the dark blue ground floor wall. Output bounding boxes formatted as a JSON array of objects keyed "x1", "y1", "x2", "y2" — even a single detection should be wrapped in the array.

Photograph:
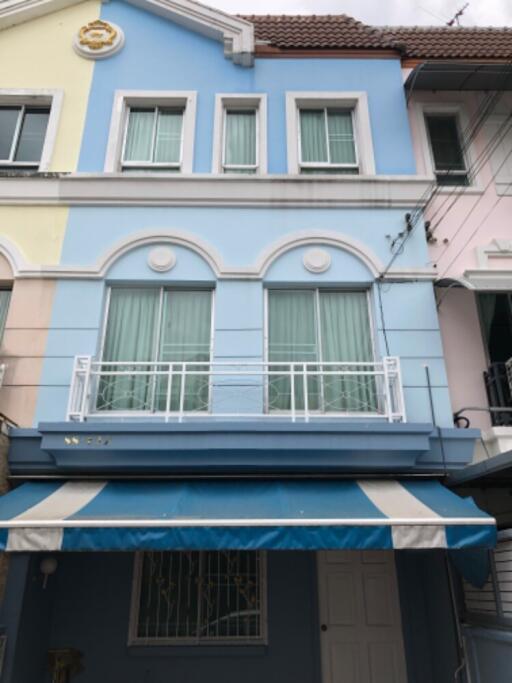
[{"x1": 2, "y1": 551, "x2": 460, "y2": 683}]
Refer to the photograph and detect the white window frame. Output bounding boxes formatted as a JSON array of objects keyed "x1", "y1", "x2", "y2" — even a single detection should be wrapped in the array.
[
  {"x1": 0, "y1": 89, "x2": 63, "y2": 172},
  {"x1": 105, "y1": 91, "x2": 197, "y2": 173},
  {"x1": 212, "y1": 94, "x2": 267, "y2": 174},
  {"x1": 414, "y1": 102, "x2": 476, "y2": 189},
  {"x1": 286, "y1": 92, "x2": 375, "y2": 175},
  {"x1": 128, "y1": 550, "x2": 268, "y2": 646}
]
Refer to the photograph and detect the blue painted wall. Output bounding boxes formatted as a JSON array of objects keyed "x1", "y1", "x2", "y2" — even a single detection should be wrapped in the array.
[{"x1": 78, "y1": 1, "x2": 416, "y2": 175}]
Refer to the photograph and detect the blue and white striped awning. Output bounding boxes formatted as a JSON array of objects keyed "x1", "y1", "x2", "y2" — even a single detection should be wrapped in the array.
[{"x1": 0, "y1": 479, "x2": 495, "y2": 552}]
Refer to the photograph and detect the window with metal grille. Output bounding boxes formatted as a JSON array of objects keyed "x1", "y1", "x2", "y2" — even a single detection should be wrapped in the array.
[
  {"x1": 425, "y1": 114, "x2": 469, "y2": 186},
  {"x1": 130, "y1": 551, "x2": 266, "y2": 644},
  {"x1": 463, "y1": 532, "x2": 512, "y2": 626}
]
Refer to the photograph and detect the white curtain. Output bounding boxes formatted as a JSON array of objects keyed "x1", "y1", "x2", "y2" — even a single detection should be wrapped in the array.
[
  {"x1": 154, "y1": 109, "x2": 183, "y2": 163},
  {"x1": 224, "y1": 110, "x2": 256, "y2": 171},
  {"x1": 124, "y1": 109, "x2": 154, "y2": 162}
]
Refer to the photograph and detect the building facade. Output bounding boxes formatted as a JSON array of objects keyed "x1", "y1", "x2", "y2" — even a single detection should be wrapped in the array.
[{"x1": 0, "y1": 3, "x2": 508, "y2": 682}]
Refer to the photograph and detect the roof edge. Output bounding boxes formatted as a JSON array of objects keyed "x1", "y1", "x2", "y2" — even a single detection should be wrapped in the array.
[{"x1": 0, "y1": 0, "x2": 255, "y2": 66}]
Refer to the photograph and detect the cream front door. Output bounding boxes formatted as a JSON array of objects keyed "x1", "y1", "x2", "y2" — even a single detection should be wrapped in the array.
[{"x1": 318, "y1": 550, "x2": 408, "y2": 683}]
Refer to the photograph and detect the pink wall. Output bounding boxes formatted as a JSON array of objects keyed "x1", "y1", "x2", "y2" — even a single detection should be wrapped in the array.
[
  {"x1": 436, "y1": 288, "x2": 491, "y2": 431},
  {"x1": 408, "y1": 90, "x2": 512, "y2": 283}
]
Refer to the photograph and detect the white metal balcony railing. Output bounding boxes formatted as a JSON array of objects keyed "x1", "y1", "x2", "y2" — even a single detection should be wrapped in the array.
[{"x1": 66, "y1": 356, "x2": 406, "y2": 423}]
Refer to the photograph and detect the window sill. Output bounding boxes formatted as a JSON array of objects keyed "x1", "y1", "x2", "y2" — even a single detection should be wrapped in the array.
[{"x1": 127, "y1": 644, "x2": 268, "y2": 658}]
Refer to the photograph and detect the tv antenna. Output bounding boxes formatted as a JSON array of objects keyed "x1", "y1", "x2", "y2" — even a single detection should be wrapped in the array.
[{"x1": 447, "y1": 3, "x2": 469, "y2": 26}]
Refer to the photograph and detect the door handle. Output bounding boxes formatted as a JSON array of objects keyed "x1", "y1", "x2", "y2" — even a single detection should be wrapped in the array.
[{"x1": 321, "y1": 624, "x2": 328, "y2": 632}]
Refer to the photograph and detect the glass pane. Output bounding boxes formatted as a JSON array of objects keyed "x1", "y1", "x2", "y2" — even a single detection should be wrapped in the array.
[
  {"x1": 154, "y1": 109, "x2": 183, "y2": 163},
  {"x1": 268, "y1": 290, "x2": 320, "y2": 411},
  {"x1": 123, "y1": 109, "x2": 155, "y2": 162},
  {"x1": 319, "y1": 291, "x2": 376, "y2": 413},
  {"x1": 224, "y1": 110, "x2": 256, "y2": 167},
  {"x1": 300, "y1": 110, "x2": 328, "y2": 163},
  {"x1": 426, "y1": 115, "x2": 466, "y2": 172},
  {"x1": 158, "y1": 290, "x2": 212, "y2": 412},
  {"x1": 14, "y1": 108, "x2": 50, "y2": 163},
  {"x1": 98, "y1": 288, "x2": 160, "y2": 411},
  {"x1": 0, "y1": 108, "x2": 20, "y2": 160},
  {"x1": 328, "y1": 110, "x2": 356, "y2": 165},
  {"x1": 0, "y1": 290, "x2": 11, "y2": 341}
]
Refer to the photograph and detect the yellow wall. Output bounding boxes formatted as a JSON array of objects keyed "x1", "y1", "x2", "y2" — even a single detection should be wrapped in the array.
[
  {"x1": 0, "y1": 0, "x2": 100, "y2": 172},
  {"x1": 0, "y1": 207, "x2": 68, "y2": 265}
]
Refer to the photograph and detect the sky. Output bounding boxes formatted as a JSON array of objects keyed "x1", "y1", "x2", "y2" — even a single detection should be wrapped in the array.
[{"x1": 211, "y1": 0, "x2": 512, "y2": 26}]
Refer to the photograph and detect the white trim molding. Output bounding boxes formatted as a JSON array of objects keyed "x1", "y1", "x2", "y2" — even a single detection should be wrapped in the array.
[
  {"x1": 0, "y1": 0, "x2": 254, "y2": 65},
  {"x1": 461, "y1": 239, "x2": 512, "y2": 290},
  {"x1": 104, "y1": 90, "x2": 197, "y2": 173},
  {"x1": 0, "y1": 88, "x2": 63, "y2": 172},
  {"x1": 211, "y1": 93, "x2": 267, "y2": 175},
  {"x1": 285, "y1": 91, "x2": 376, "y2": 175},
  {"x1": 0, "y1": 173, "x2": 434, "y2": 208},
  {"x1": 2, "y1": 228, "x2": 436, "y2": 283}
]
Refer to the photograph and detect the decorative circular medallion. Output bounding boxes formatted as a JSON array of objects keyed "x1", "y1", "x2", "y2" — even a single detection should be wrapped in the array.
[
  {"x1": 303, "y1": 248, "x2": 332, "y2": 274},
  {"x1": 148, "y1": 247, "x2": 177, "y2": 273},
  {"x1": 73, "y1": 20, "x2": 125, "y2": 60}
]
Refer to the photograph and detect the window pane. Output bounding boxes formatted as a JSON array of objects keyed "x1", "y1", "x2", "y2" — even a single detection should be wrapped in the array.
[
  {"x1": 426, "y1": 115, "x2": 466, "y2": 172},
  {"x1": 224, "y1": 110, "x2": 256, "y2": 168},
  {"x1": 300, "y1": 110, "x2": 328, "y2": 163},
  {"x1": 136, "y1": 551, "x2": 262, "y2": 641},
  {"x1": 158, "y1": 290, "x2": 212, "y2": 411},
  {"x1": 0, "y1": 290, "x2": 11, "y2": 341},
  {"x1": 14, "y1": 108, "x2": 50, "y2": 163},
  {"x1": 124, "y1": 109, "x2": 155, "y2": 162},
  {"x1": 319, "y1": 291, "x2": 376, "y2": 412},
  {"x1": 328, "y1": 110, "x2": 356, "y2": 165},
  {"x1": 154, "y1": 109, "x2": 183, "y2": 163},
  {"x1": 0, "y1": 108, "x2": 20, "y2": 160},
  {"x1": 268, "y1": 290, "x2": 319, "y2": 410},
  {"x1": 98, "y1": 288, "x2": 160, "y2": 411}
]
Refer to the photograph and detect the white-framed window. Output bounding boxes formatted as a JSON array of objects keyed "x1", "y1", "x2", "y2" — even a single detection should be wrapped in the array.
[
  {"x1": 0, "y1": 89, "x2": 63, "y2": 172},
  {"x1": 129, "y1": 551, "x2": 267, "y2": 645},
  {"x1": 212, "y1": 94, "x2": 267, "y2": 174},
  {"x1": 425, "y1": 112, "x2": 469, "y2": 186},
  {"x1": 286, "y1": 92, "x2": 375, "y2": 175},
  {"x1": 463, "y1": 531, "x2": 512, "y2": 626},
  {"x1": 104, "y1": 91, "x2": 197, "y2": 173},
  {"x1": 265, "y1": 288, "x2": 377, "y2": 413},
  {"x1": 97, "y1": 287, "x2": 213, "y2": 414}
]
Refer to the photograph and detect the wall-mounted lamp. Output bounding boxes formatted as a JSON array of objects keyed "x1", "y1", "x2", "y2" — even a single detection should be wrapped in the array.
[{"x1": 40, "y1": 556, "x2": 58, "y2": 589}]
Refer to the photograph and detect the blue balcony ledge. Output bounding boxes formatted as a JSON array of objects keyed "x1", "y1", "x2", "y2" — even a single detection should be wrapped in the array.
[{"x1": 7, "y1": 421, "x2": 480, "y2": 476}]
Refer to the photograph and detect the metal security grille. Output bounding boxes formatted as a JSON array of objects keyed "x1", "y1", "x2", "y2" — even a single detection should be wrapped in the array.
[
  {"x1": 132, "y1": 551, "x2": 265, "y2": 644},
  {"x1": 463, "y1": 533, "x2": 512, "y2": 624}
]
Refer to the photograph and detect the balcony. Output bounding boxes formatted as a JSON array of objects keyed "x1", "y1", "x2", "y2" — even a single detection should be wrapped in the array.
[
  {"x1": 67, "y1": 356, "x2": 406, "y2": 424},
  {"x1": 484, "y1": 360, "x2": 512, "y2": 427}
]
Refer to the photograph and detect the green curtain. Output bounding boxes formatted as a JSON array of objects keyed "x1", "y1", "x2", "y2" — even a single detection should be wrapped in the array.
[
  {"x1": 124, "y1": 109, "x2": 155, "y2": 162},
  {"x1": 300, "y1": 110, "x2": 328, "y2": 163},
  {"x1": 98, "y1": 288, "x2": 160, "y2": 411},
  {"x1": 327, "y1": 111, "x2": 356, "y2": 165},
  {"x1": 158, "y1": 290, "x2": 212, "y2": 412},
  {"x1": 320, "y1": 292, "x2": 376, "y2": 412},
  {"x1": 268, "y1": 291, "x2": 320, "y2": 410},
  {"x1": 224, "y1": 110, "x2": 256, "y2": 172},
  {"x1": 154, "y1": 109, "x2": 183, "y2": 163},
  {"x1": 0, "y1": 290, "x2": 11, "y2": 341}
]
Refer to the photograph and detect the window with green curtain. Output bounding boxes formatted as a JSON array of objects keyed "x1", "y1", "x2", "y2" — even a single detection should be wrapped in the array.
[
  {"x1": 425, "y1": 114, "x2": 468, "y2": 186},
  {"x1": 123, "y1": 107, "x2": 184, "y2": 168},
  {"x1": 223, "y1": 109, "x2": 257, "y2": 173},
  {"x1": 299, "y1": 108, "x2": 357, "y2": 174},
  {"x1": 0, "y1": 290, "x2": 11, "y2": 342},
  {"x1": 98, "y1": 288, "x2": 212, "y2": 413},
  {"x1": 268, "y1": 290, "x2": 375, "y2": 413}
]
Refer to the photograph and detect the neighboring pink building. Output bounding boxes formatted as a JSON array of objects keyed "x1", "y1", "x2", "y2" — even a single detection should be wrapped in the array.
[{"x1": 405, "y1": 58, "x2": 512, "y2": 460}]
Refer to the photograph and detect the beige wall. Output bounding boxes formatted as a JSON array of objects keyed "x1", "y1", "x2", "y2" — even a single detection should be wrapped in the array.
[{"x1": 0, "y1": 279, "x2": 56, "y2": 427}]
